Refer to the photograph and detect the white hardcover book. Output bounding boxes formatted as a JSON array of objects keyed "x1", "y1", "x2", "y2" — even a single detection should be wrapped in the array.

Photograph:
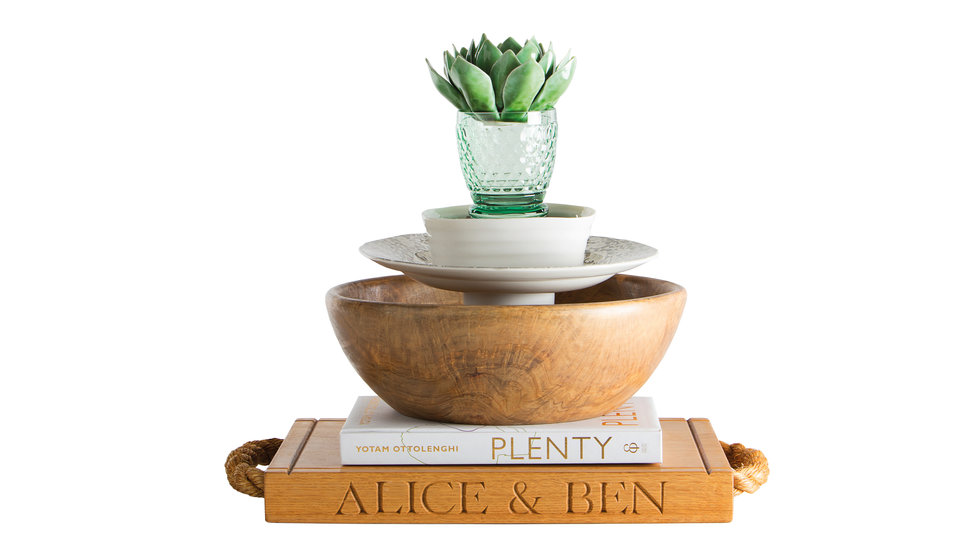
[{"x1": 339, "y1": 396, "x2": 662, "y2": 465}]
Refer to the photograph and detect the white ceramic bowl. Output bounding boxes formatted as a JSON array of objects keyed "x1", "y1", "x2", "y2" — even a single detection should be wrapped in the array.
[{"x1": 422, "y1": 203, "x2": 596, "y2": 267}]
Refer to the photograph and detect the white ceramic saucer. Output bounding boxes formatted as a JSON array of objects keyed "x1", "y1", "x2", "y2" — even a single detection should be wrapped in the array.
[{"x1": 359, "y1": 234, "x2": 657, "y2": 305}]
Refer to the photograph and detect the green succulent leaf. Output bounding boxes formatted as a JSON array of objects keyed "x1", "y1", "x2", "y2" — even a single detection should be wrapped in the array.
[
  {"x1": 498, "y1": 37, "x2": 523, "y2": 54},
  {"x1": 443, "y1": 50, "x2": 454, "y2": 78},
  {"x1": 502, "y1": 59, "x2": 545, "y2": 114},
  {"x1": 425, "y1": 59, "x2": 470, "y2": 111},
  {"x1": 530, "y1": 56, "x2": 575, "y2": 111},
  {"x1": 516, "y1": 43, "x2": 539, "y2": 64},
  {"x1": 427, "y1": 59, "x2": 469, "y2": 111},
  {"x1": 489, "y1": 50, "x2": 521, "y2": 111},
  {"x1": 450, "y1": 56, "x2": 498, "y2": 117},
  {"x1": 539, "y1": 48, "x2": 555, "y2": 78},
  {"x1": 556, "y1": 49, "x2": 572, "y2": 72},
  {"x1": 475, "y1": 40, "x2": 502, "y2": 75},
  {"x1": 474, "y1": 34, "x2": 487, "y2": 63},
  {"x1": 525, "y1": 37, "x2": 542, "y2": 59},
  {"x1": 447, "y1": 53, "x2": 464, "y2": 90},
  {"x1": 459, "y1": 46, "x2": 468, "y2": 61},
  {"x1": 467, "y1": 39, "x2": 476, "y2": 62}
]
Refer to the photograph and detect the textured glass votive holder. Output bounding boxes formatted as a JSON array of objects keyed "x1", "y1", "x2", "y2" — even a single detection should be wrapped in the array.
[{"x1": 456, "y1": 109, "x2": 557, "y2": 218}]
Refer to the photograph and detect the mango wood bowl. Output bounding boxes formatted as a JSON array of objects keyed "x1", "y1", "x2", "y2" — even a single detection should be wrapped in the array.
[{"x1": 326, "y1": 274, "x2": 686, "y2": 425}]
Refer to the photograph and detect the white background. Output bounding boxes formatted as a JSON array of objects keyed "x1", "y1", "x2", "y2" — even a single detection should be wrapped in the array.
[{"x1": 2, "y1": 1, "x2": 978, "y2": 557}]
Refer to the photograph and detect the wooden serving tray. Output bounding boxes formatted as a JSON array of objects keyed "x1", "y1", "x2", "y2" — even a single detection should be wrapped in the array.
[{"x1": 264, "y1": 418, "x2": 733, "y2": 523}]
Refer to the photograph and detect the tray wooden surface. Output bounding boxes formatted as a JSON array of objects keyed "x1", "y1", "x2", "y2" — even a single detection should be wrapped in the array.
[{"x1": 264, "y1": 417, "x2": 733, "y2": 523}]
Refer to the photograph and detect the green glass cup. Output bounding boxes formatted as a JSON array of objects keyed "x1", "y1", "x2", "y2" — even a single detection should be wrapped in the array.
[{"x1": 456, "y1": 109, "x2": 557, "y2": 218}]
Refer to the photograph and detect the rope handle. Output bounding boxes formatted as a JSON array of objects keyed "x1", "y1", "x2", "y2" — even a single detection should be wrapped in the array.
[
  {"x1": 226, "y1": 437, "x2": 768, "y2": 498},
  {"x1": 225, "y1": 438, "x2": 283, "y2": 497},
  {"x1": 720, "y1": 441, "x2": 769, "y2": 495}
]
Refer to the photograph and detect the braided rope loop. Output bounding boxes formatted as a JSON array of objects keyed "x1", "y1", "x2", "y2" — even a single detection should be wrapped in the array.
[
  {"x1": 721, "y1": 442, "x2": 769, "y2": 495},
  {"x1": 225, "y1": 438, "x2": 282, "y2": 498}
]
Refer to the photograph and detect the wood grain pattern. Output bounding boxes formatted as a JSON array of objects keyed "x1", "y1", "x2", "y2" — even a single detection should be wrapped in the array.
[
  {"x1": 264, "y1": 418, "x2": 733, "y2": 523},
  {"x1": 688, "y1": 419, "x2": 731, "y2": 475},
  {"x1": 267, "y1": 419, "x2": 316, "y2": 472},
  {"x1": 325, "y1": 274, "x2": 686, "y2": 424}
]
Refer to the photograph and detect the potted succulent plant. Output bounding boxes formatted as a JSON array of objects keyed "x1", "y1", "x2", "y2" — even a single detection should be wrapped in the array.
[{"x1": 427, "y1": 34, "x2": 576, "y2": 218}]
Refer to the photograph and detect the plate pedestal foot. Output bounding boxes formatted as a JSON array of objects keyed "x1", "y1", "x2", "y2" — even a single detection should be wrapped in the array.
[{"x1": 463, "y1": 292, "x2": 555, "y2": 306}]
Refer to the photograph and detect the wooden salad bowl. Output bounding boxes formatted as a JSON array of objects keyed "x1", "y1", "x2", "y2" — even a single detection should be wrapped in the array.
[{"x1": 326, "y1": 274, "x2": 686, "y2": 425}]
